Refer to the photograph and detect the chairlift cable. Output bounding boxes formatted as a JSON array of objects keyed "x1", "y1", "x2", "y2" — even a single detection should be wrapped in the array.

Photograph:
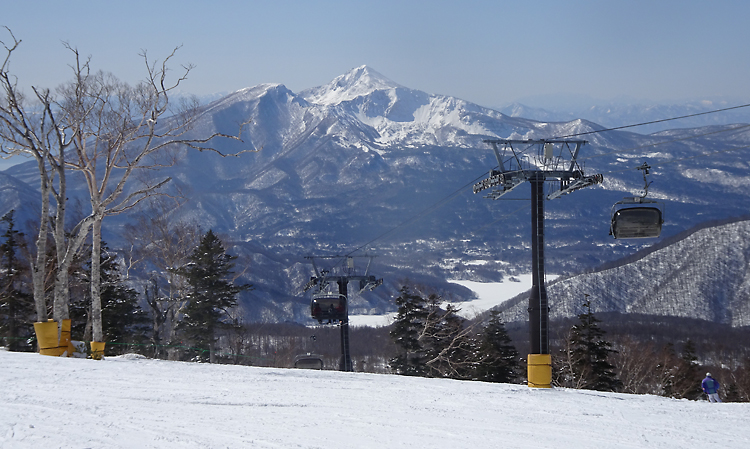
[
  {"x1": 317, "y1": 104, "x2": 750, "y2": 271},
  {"x1": 598, "y1": 143, "x2": 750, "y2": 177},
  {"x1": 579, "y1": 123, "x2": 750, "y2": 162},
  {"x1": 468, "y1": 204, "x2": 528, "y2": 237},
  {"x1": 551, "y1": 102, "x2": 750, "y2": 140},
  {"x1": 343, "y1": 170, "x2": 491, "y2": 259}
]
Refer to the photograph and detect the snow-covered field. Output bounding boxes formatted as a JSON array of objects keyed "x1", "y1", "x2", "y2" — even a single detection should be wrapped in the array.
[{"x1": 2, "y1": 350, "x2": 747, "y2": 448}]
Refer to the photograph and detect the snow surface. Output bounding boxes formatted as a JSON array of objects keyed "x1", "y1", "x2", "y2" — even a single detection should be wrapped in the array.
[{"x1": 2, "y1": 350, "x2": 748, "y2": 448}]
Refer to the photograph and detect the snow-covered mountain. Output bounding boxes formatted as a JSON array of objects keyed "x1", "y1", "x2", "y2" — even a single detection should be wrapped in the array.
[
  {"x1": 496, "y1": 218, "x2": 750, "y2": 327},
  {"x1": 2, "y1": 65, "x2": 750, "y2": 323}
]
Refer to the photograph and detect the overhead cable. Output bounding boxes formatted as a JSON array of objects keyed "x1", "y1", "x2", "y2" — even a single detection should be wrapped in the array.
[{"x1": 555, "y1": 103, "x2": 750, "y2": 139}]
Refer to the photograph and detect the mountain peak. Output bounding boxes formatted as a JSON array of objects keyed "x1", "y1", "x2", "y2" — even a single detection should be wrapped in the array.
[{"x1": 300, "y1": 65, "x2": 402, "y2": 105}]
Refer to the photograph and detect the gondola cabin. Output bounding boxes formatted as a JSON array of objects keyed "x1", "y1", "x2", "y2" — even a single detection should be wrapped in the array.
[
  {"x1": 294, "y1": 353, "x2": 324, "y2": 370},
  {"x1": 610, "y1": 201, "x2": 664, "y2": 239},
  {"x1": 311, "y1": 293, "x2": 347, "y2": 324}
]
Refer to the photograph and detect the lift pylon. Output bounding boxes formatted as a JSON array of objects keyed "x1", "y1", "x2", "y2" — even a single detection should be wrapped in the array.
[
  {"x1": 475, "y1": 139, "x2": 603, "y2": 388},
  {"x1": 303, "y1": 255, "x2": 383, "y2": 371}
]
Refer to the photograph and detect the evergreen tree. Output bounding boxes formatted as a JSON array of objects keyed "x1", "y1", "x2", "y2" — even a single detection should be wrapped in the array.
[
  {"x1": 0, "y1": 210, "x2": 35, "y2": 351},
  {"x1": 390, "y1": 288, "x2": 477, "y2": 379},
  {"x1": 389, "y1": 286, "x2": 429, "y2": 376},
  {"x1": 569, "y1": 297, "x2": 621, "y2": 391},
  {"x1": 662, "y1": 339, "x2": 703, "y2": 400},
  {"x1": 99, "y1": 243, "x2": 150, "y2": 355},
  {"x1": 174, "y1": 230, "x2": 251, "y2": 362},
  {"x1": 70, "y1": 241, "x2": 150, "y2": 354},
  {"x1": 475, "y1": 310, "x2": 521, "y2": 383}
]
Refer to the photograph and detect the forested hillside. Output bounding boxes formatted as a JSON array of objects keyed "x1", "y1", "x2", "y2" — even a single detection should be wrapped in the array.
[{"x1": 496, "y1": 217, "x2": 750, "y2": 327}]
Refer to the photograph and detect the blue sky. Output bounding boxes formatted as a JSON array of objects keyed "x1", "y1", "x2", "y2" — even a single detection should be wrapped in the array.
[{"x1": 3, "y1": 0, "x2": 749, "y2": 110}]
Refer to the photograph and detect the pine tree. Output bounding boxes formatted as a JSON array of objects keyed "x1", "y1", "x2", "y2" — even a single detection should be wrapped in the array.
[
  {"x1": 569, "y1": 297, "x2": 621, "y2": 391},
  {"x1": 69, "y1": 241, "x2": 150, "y2": 354},
  {"x1": 475, "y1": 310, "x2": 520, "y2": 383},
  {"x1": 99, "y1": 243, "x2": 150, "y2": 355},
  {"x1": 389, "y1": 286, "x2": 429, "y2": 376},
  {"x1": 0, "y1": 210, "x2": 35, "y2": 351},
  {"x1": 662, "y1": 339, "x2": 703, "y2": 400},
  {"x1": 174, "y1": 230, "x2": 251, "y2": 362},
  {"x1": 390, "y1": 288, "x2": 477, "y2": 379}
]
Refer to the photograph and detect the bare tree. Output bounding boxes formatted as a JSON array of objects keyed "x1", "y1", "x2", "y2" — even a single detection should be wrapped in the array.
[
  {"x1": 554, "y1": 328, "x2": 590, "y2": 389},
  {"x1": 59, "y1": 45, "x2": 254, "y2": 344},
  {"x1": 420, "y1": 300, "x2": 479, "y2": 379},
  {"x1": 123, "y1": 197, "x2": 202, "y2": 357},
  {"x1": 0, "y1": 28, "x2": 70, "y2": 322},
  {"x1": 610, "y1": 337, "x2": 661, "y2": 394},
  {"x1": 2, "y1": 28, "x2": 256, "y2": 347}
]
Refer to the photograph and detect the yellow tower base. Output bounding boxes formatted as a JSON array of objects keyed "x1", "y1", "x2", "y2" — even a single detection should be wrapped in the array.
[
  {"x1": 90, "y1": 341, "x2": 106, "y2": 360},
  {"x1": 527, "y1": 353, "x2": 552, "y2": 388},
  {"x1": 33, "y1": 320, "x2": 60, "y2": 356}
]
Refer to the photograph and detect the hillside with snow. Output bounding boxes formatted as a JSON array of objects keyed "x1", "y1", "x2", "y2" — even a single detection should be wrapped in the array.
[
  {"x1": 2, "y1": 350, "x2": 749, "y2": 448},
  {"x1": 496, "y1": 218, "x2": 750, "y2": 327},
  {"x1": 2, "y1": 65, "x2": 750, "y2": 323}
]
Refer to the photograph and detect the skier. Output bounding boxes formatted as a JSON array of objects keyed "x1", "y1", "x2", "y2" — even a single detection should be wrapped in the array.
[{"x1": 701, "y1": 372, "x2": 721, "y2": 403}]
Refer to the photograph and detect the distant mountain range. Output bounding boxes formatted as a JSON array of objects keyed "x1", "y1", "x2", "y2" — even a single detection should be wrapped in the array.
[{"x1": 2, "y1": 66, "x2": 750, "y2": 324}]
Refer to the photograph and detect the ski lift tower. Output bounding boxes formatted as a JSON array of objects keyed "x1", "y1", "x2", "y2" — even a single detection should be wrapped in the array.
[
  {"x1": 303, "y1": 255, "x2": 383, "y2": 372},
  {"x1": 475, "y1": 139, "x2": 603, "y2": 388}
]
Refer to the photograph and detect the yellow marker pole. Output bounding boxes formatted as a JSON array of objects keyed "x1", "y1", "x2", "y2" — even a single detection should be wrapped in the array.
[
  {"x1": 33, "y1": 320, "x2": 60, "y2": 356},
  {"x1": 527, "y1": 354, "x2": 552, "y2": 388}
]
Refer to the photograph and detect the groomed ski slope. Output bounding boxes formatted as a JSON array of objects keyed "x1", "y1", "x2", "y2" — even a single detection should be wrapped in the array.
[{"x1": 2, "y1": 350, "x2": 748, "y2": 448}]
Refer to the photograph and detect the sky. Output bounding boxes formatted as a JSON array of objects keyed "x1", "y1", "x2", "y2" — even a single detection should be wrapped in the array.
[
  {"x1": 3, "y1": 350, "x2": 749, "y2": 448},
  {"x1": 3, "y1": 0, "x2": 750, "y2": 109}
]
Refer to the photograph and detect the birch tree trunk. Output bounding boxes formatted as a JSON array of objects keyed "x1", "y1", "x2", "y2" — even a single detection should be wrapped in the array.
[
  {"x1": 31, "y1": 160, "x2": 50, "y2": 322},
  {"x1": 90, "y1": 216, "x2": 103, "y2": 342},
  {"x1": 51, "y1": 154, "x2": 69, "y2": 322}
]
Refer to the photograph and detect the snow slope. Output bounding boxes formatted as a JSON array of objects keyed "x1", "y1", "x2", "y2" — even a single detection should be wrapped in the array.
[{"x1": 2, "y1": 350, "x2": 747, "y2": 448}]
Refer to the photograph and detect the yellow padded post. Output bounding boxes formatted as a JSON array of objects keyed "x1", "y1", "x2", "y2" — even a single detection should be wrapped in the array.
[
  {"x1": 33, "y1": 320, "x2": 60, "y2": 356},
  {"x1": 527, "y1": 353, "x2": 552, "y2": 388},
  {"x1": 90, "y1": 341, "x2": 106, "y2": 360}
]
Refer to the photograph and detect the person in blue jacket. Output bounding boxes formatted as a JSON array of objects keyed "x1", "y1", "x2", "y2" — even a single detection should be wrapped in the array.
[{"x1": 701, "y1": 372, "x2": 721, "y2": 403}]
